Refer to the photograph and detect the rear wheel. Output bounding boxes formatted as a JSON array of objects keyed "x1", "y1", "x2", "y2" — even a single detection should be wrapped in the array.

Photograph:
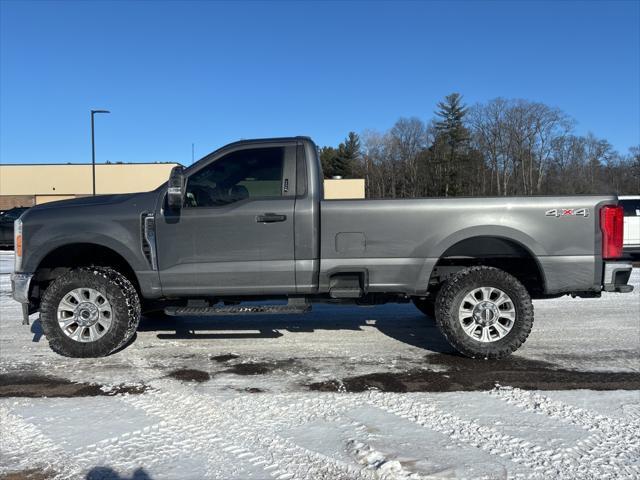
[
  {"x1": 40, "y1": 267, "x2": 141, "y2": 357},
  {"x1": 434, "y1": 266, "x2": 533, "y2": 359}
]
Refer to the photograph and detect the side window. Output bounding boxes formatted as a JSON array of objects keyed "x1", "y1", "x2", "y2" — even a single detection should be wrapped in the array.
[{"x1": 185, "y1": 147, "x2": 286, "y2": 207}]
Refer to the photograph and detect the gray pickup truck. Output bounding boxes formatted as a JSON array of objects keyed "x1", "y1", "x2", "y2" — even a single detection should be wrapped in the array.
[{"x1": 11, "y1": 137, "x2": 634, "y2": 359}]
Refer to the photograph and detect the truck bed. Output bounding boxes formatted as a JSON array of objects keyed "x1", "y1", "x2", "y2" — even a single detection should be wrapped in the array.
[{"x1": 319, "y1": 195, "x2": 616, "y2": 295}]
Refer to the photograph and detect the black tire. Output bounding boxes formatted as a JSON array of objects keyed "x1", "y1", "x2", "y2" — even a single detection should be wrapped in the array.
[
  {"x1": 412, "y1": 297, "x2": 436, "y2": 319},
  {"x1": 434, "y1": 266, "x2": 533, "y2": 359},
  {"x1": 40, "y1": 267, "x2": 141, "y2": 358}
]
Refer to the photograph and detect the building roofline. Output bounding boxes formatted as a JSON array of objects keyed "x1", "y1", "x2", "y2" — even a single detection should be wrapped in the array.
[{"x1": 0, "y1": 162, "x2": 180, "y2": 166}]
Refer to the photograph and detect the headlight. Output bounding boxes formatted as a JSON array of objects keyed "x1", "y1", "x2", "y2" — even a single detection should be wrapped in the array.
[{"x1": 14, "y1": 218, "x2": 23, "y2": 271}]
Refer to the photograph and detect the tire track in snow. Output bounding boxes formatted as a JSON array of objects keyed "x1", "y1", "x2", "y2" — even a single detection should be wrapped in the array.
[
  {"x1": 65, "y1": 376, "x2": 353, "y2": 477},
  {"x1": 223, "y1": 391, "x2": 359, "y2": 430},
  {"x1": 68, "y1": 418, "x2": 219, "y2": 477},
  {"x1": 119, "y1": 384, "x2": 377, "y2": 480},
  {"x1": 489, "y1": 386, "x2": 639, "y2": 431},
  {"x1": 90, "y1": 385, "x2": 253, "y2": 479},
  {"x1": 73, "y1": 394, "x2": 266, "y2": 478},
  {"x1": 489, "y1": 387, "x2": 640, "y2": 478},
  {"x1": 93, "y1": 349, "x2": 385, "y2": 478},
  {"x1": 0, "y1": 405, "x2": 83, "y2": 479},
  {"x1": 365, "y1": 391, "x2": 593, "y2": 479}
]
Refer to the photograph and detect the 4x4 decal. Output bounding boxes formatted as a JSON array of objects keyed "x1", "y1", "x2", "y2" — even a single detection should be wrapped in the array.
[{"x1": 545, "y1": 208, "x2": 589, "y2": 218}]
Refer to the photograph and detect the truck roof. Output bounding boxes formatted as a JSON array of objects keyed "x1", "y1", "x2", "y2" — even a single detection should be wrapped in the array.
[{"x1": 186, "y1": 136, "x2": 314, "y2": 173}]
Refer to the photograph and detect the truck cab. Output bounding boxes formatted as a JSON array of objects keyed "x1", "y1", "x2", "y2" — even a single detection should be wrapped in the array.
[{"x1": 156, "y1": 137, "x2": 321, "y2": 296}]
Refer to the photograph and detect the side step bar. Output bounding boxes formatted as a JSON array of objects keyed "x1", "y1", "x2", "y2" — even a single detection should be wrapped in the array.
[
  {"x1": 329, "y1": 273, "x2": 365, "y2": 299},
  {"x1": 164, "y1": 303, "x2": 311, "y2": 316},
  {"x1": 329, "y1": 287, "x2": 363, "y2": 299}
]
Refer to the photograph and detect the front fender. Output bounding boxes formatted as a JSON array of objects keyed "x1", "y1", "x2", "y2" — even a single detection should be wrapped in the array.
[{"x1": 24, "y1": 230, "x2": 147, "y2": 274}]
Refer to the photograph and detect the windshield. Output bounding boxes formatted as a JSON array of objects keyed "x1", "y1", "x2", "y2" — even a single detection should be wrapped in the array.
[{"x1": 1, "y1": 208, "x2": 26, "y2": 221}]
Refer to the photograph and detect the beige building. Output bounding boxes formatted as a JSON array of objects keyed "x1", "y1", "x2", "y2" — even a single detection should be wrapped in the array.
[
  {"x1": 0, "y1": 163, "x2": 178, "y2": 209},
  {"x1": 323, "y1": 179, "x2": 365, "y2": 200},
  {"x1": 0, "y1": 164, "x2": 365, "y2": 209}
]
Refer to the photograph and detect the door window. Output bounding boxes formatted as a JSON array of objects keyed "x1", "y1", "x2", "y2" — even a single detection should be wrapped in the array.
[{"x1": 185, "y1": 147, "x2": 286, "y2": 207}]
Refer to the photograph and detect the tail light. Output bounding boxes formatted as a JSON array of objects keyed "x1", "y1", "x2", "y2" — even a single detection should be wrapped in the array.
[{"x1": 600, "y1": 205, "x2": 624, "y2": 259}]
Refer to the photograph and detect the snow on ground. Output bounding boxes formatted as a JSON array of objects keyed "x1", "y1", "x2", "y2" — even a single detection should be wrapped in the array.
[{"x1": 0, "y1": 250, "x2": 639, "y2": 479}]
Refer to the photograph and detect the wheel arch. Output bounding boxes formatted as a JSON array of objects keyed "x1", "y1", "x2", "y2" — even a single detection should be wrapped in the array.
[
  {"x1": 30, "y1": 242, "x2": 142, "y2": 306},
  {"x1": 429, "y1": 233, "x2": 547, "y2": 297},
  {"x1": 433, "y1": 225, "x2": 547, "y2": 257}
]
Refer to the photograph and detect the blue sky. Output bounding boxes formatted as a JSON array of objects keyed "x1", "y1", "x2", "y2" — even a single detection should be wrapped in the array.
[{"x1": 1, "y1": 0, "x2": 638, "y2": 165}]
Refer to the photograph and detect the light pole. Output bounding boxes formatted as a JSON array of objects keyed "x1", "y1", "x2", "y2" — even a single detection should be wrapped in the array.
[{"x1": 91, "y1": 109, "x2": 110, "y2": 195}]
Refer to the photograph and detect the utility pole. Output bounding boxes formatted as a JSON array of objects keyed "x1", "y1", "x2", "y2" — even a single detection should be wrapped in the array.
[{"x1": 91, "y1": 109, "x2": 110, "y2": 195}]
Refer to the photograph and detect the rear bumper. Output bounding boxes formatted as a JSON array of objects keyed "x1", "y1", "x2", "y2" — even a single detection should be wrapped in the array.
[{"x1": 602, "y1": 262, "x2": 634, "y2": 293}]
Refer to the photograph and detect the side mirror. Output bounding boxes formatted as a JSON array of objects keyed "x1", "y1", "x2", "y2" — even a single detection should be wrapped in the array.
[{"x1": 167, "y1": 166, "x2": 184, "y2": 210}]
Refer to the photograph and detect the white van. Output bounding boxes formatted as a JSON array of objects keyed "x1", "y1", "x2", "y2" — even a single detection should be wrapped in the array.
[{"x1": 620, "y1": 195, "x2": 640, "y2": 258}]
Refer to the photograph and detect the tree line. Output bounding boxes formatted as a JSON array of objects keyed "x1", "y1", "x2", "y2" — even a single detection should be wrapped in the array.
[{"x1": 320, "y1": 93, "x2": 640, "y2": 197}]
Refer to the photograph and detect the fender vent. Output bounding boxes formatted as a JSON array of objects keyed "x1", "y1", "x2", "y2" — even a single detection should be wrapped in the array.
[{"x1": 141, "y1": 213, "x2": 158, "y2": 270}]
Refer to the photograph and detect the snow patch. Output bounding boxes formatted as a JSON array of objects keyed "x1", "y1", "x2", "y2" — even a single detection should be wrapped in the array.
[{"x1": 347, "y1": 440, "x2": 423, "y2": 479}]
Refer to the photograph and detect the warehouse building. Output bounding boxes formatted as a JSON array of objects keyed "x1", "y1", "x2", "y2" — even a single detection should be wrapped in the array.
[
  {"x1": 0, "y1": 163, "x2": 178, "y2": 209},
  {"x1": 0, "y1": 164, "x2": 364, "y2": 210}
]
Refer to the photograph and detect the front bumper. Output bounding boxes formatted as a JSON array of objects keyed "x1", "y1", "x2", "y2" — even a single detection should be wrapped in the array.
[
  {"x1": 603, "y1": 262, "x2": 634, "y2": 293},
  {"x1": 10, "y1": 273, "x2": 33, "y2": 326},
  {"x1": 11, "y1": 273, "x2": 33, "y2": 304}
]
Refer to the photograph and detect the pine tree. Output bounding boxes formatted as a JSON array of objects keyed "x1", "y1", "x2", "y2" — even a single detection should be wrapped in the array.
[
  {"x1": 333, "y1": 132, "x2": 361, "y2": 178},
  {"x1": 320, "y1": 146, "x2": 338, "y2": 178},
  {"x1": 435, "y1": 93, "x2": 468, "y2": 144},
  {"x1": 434, "y1": 93, "x2": 469, "y2": 196}
]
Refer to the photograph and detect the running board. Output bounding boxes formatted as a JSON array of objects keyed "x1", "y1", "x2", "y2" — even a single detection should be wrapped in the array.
[{"x1": 164, "y1": 304, "x2": 311, "y2": 316}]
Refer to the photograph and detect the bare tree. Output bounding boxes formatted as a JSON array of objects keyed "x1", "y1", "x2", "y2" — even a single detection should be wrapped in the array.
[
  {"x1": 389, "y1": 117, "x2": 428, "y2": 198},
  {"x1": 332, "y1": 96, "x2": 637, "y2": 199}
]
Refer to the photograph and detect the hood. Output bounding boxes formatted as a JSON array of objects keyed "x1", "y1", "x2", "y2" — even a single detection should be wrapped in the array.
[
  {"x1": 30, "y1": 192, "x2": 145, "y2": 211},
  {"x1": 20, "y1": 190, "x2": 162, "y2": 226}
]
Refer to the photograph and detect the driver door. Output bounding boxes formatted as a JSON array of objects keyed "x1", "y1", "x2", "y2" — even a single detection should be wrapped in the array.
[{"x1": 155, "y1": 142, "x2": 297, "y2": 296}]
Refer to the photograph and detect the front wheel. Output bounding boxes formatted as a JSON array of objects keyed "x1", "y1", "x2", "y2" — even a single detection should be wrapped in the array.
[
  {"x1": 40, "y1": 267, "x2": 141, "y2": 357},
  {"x1": 434, "y1": 266, "x2": 533, "y2": 359}
]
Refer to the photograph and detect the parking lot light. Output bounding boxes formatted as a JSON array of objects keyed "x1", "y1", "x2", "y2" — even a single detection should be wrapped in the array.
[{"x1": 91, "y1": 109, "x2": 110, "y2": 196}]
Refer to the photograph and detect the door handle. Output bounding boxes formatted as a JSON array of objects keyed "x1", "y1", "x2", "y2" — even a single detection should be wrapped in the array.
[{"x1": 256, "y1": 213, "x2": 287, "y2": 223}]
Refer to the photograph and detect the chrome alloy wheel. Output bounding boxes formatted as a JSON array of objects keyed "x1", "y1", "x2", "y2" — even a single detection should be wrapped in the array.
[
  {"x1": 57, "y1": 288, "x2": 113, "y2": 342},
  {"x1": 458, "y1": 287, "x2": 516, "y2": 343}
]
